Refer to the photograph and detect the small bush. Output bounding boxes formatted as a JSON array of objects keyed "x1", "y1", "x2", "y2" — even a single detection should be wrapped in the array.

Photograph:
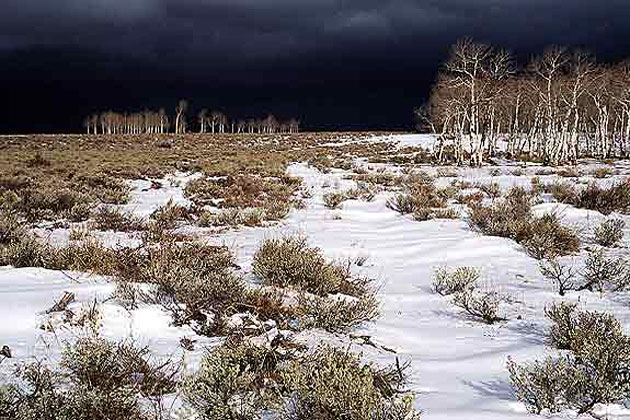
[
  {"x1": 452, "y1": 288, "x2": 505, "y2": 324},
  {"x1": 580, "y1": 248, "x2": 629, "y2": 292},
  {"x1": 432, "y1": 266, "x2": 479, "y2": 296},
  {"x1": 387, "y1": 194, "x2": 416, "y2": 214},
  {"x1": 280, "y1": 346, "x2": 421, "y2": 420},
  {"x1": 538, "y1": 258, "x2": 578, "y2": 296},
  {"x1": 323, "y1": 191, "x2": 348, "y2": 209},
  {"x1": 92, "y1": 207, "x2": 146, "y2": 232},
  {"x1": 252, "y1": 237, "x2": 370, "y2": 298},
  {"x1": 549, "y1": 181, "x2": 577, "y2": 204},
  {"x1": 511, "y1": 305, "x2": 630, "y2": 415},
  {"x1": 574, "y1": 181, "x2": 630, "y2": 215},
  {"x1": 150, "y1": 198, "x2": 190, "y2": 230},
  {"x1": 469, "y1": 189, "x2": 579, "y2": 259},
  {"x1": 1, "y1": 337, "x2": 178, "y2": 420},
  {"x1": 297, "y1": 293, "x2": 379, "y2": 333},
  {"x1": 592, "y1": 166, "x2": 613, "y2": 178},
  {"x1": 478, "y1": 182, "x2": 501, "y2": 199},
  {"x1": 0, "y1": 209, "x2": 25, "y2": 245},
  {"x1": 520, "y1": 214, "x2": 580, "y2": 260},
  {"x1": 594, "y1": 218, "x2": 625, "y2": 247},
  {"x1": 182, "y1": 341, "x2": 286, "y2": 419},
  {"x1": 507, "y1": 356, "x2": 574, "y2": 414}
]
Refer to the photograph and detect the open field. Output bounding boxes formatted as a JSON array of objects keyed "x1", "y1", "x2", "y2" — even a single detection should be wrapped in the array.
[{"x1": 1, "y1": 132, "x2": 630, "y2": 419}]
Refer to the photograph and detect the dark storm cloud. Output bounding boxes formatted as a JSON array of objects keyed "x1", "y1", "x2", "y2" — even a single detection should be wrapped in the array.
[
  {"x1": 1, "y1": 1, "x2": 630, "y2": 133},
  {"x1": 0, "y1": 0, "x2": 452, "y2": 60},
  {"x1": 2, "y1": 0, "x2": 629, "y2": 67}
]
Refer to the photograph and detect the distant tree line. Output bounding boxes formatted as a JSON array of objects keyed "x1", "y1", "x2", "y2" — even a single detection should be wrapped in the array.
[
  {"x1": 422, "y1": 38, "x2": 630, "y2": 165},
  {"x1": 84, "y1": 99, "x2": 299, "y2": 135}
]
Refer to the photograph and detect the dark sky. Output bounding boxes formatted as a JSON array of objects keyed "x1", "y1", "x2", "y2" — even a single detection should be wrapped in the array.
[{"x1": 1, "y1": 0, "x2": 630, "y2": 133}]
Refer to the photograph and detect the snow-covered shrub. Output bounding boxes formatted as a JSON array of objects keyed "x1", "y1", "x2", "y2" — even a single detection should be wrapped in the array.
[
  {"x1": 432, "y1": 266, "x2": 479, "y2": 296},
  {"x1": 198, "y1": 208, "x2": 242, "y2": 227},
  {"x1": 0, "y1": 234, "x2": 53, "y2": 268},
  {"x1": 387, "y1": 194, "x2": 417, "y2": 214},
  {"x1": 280, "y1": 346, "x2": 421, "y2": 420},
  {"x1": 433, "y1": 208, "x2": 460, "y2": 219},
  {"x1": 252, "y1": 236, "x2": 370, "y2": 297},
  {"x1": 574, "y1": 181, "x2": 630, "y2": 215},
  {"x1": 468, "y1": 188, "x2": 579, "y2": 259},
  {"x1": 520, "y1": 213, "x2": 580, "y2": 260},
  {"x1": 1, "y1": 337, "x2": 178, "y2": 420},
  {"x1": 92, "y1": 206, "x2": 147, "y2": 232},
  {"x1": 592, "y1": 166, "x2": 613, "y2": 178},
  {"x1": 182, "y1": 341, "x2": 285, "y2": 420},
  {"x1": 140, "y1": 243, "x2": 243, "y2": 335},
  {"x1": 452, "y1": 288, "x2": 505, "y2": 324},
  {"x1": 263, "y1": 198, "x2": 291, "y2": 221},
  {"x1": 548, "y1": 181, "x2": 577, "y2": 204},
  {"x1": 388, "y1": 175, "x2": 446, "y2": 218},
  {"x1": 557, "y1": 167, "x2": 580, "y2": 178},
  {"x1": 0, "y1": 208, "x2": 24, "y2": 245},
  {"x1": 477, "y1": 182, "x2": 501, "y2": 199},
  {"x1": 67, "y1": 201, "x2": 93, "y2": 222},
  {"x1": 594, "y1": 218, "x2": 625, "y2": 247},
  {"x1": 323, "y1": 190, "x2": 348, "y2": 209},
  {"x1": 150, "y1": 198, "x2": 191, "y2": 230},
  {"x1": 538, "y1": 258, "x2": 578, "y2": 296},
  {"x1": 507, "y1": 356, "x2": 574, "y2": 414},
  {"x1": 580, "y1": 248, "x2": 629, "y2": 292},
  {"x1": 510, "y1": 305, "x2": 630, "y2": 415},
  {"x1": 297, "y1": 292, "x2": 379, "y2": 333},
  {"x1": 546, "y1": 302, "x2": 626, "y2": 353}
]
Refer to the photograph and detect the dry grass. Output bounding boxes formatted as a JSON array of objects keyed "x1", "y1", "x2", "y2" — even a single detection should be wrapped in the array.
[{"x1": 0, "y1": 132, "x2": 393, "y2": 225}]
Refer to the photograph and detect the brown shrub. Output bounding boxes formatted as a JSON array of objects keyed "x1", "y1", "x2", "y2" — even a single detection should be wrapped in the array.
[{"x1": 92, "y1": 207, "x2": 147, "y2": 232}]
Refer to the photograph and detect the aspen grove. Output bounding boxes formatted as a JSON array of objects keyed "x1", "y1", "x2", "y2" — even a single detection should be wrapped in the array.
[{"x1": 424, "y1": 39, "x2": 630, "y2": 166}]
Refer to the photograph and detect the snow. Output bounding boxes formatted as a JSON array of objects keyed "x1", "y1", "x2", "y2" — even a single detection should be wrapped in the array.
[
  {"x1": 120, "y1": 172, "x2": 200, "y2": 217},
  {"x1": 3, "y1": 135, "x2": 630, "y2": 418}
]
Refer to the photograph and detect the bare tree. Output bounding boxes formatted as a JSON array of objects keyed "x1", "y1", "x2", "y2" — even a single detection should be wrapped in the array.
[{"x1": 175, "y1": 100, "x2": 188, "y2": 134}]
